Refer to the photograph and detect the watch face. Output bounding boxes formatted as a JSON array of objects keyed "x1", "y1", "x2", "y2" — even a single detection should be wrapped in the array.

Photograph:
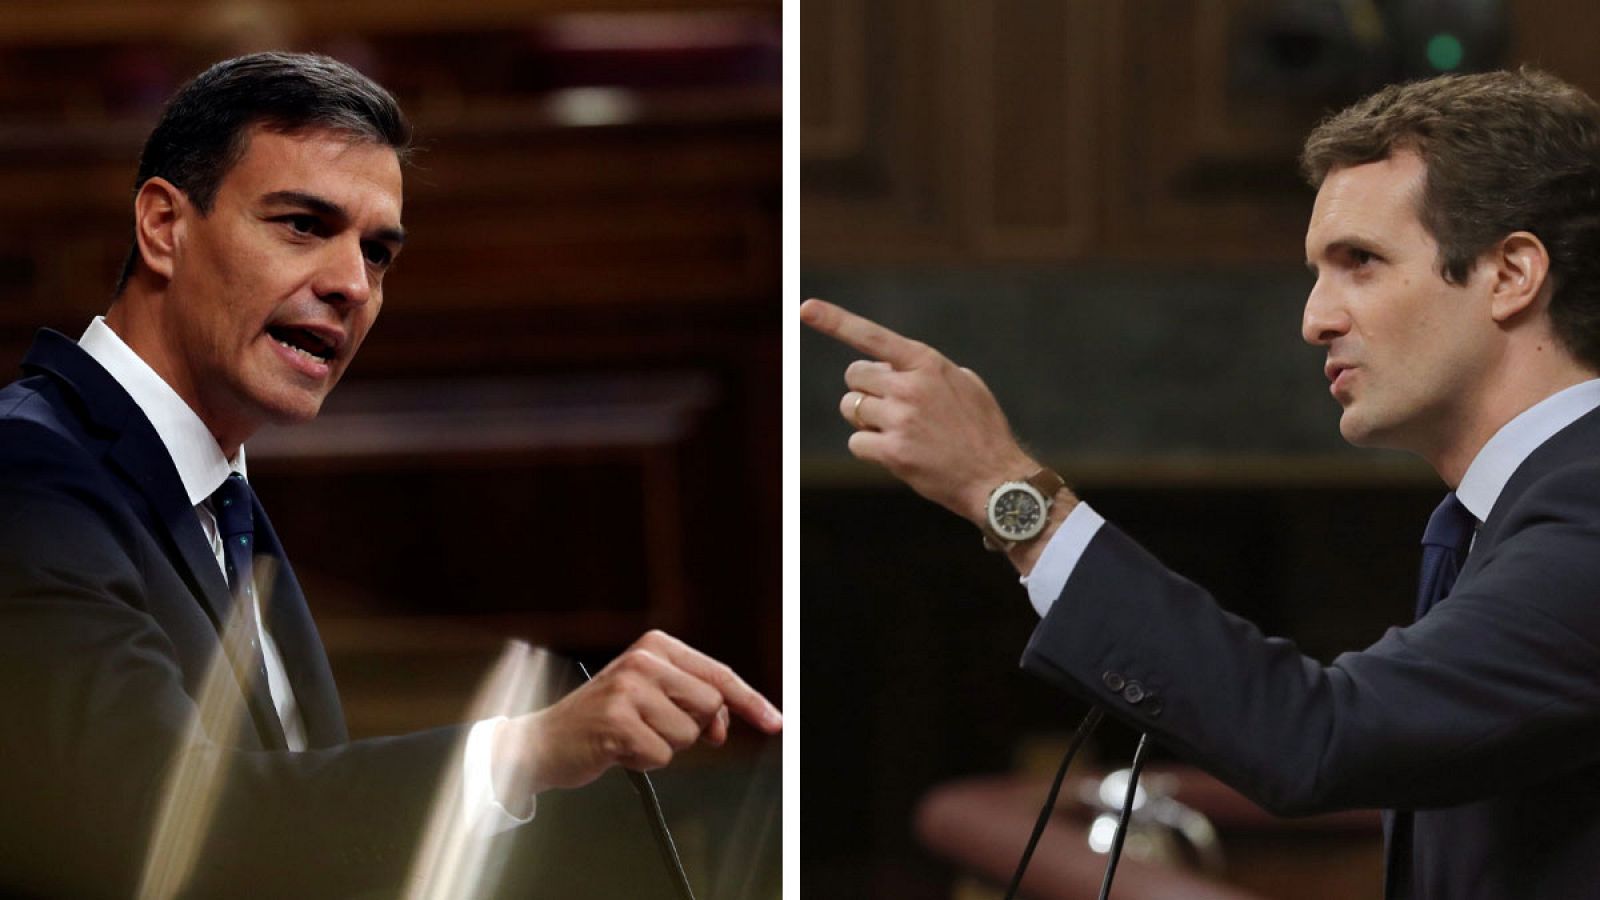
[{"x1": 991, "y1": 486, "x2": 1045, "y2": 540}]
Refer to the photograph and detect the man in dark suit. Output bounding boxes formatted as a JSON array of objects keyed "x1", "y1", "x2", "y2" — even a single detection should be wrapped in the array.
[
  {"x1": 0, "y1": 52, "x2": 780, "y2": 898},
  {"x1": 804, "y1": 68, "x2": 1600, "y2": 898}
]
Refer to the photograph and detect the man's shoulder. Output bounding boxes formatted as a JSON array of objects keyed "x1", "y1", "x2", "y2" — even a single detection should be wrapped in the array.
[
  {"x1": 0, "y1": 370, "x2": 101, "y2": 469},
  {"x1": 0, "y1": 338, "x2": 194, "y2": 565},
  {"x1": 1, "y1": 326, "x2": 133, "y2": 438},
  {"x1": 1479, "y1": 424, "x2": 1600, "y2": 553},
  {"x1": 1496, "y1": 403, "x2": 1600, "y2": 512},
  {"x1": 0, "y1": 373, "x2": 158, "y2": 599},
  {"x1": 2, "y1": 364, "x2": 73, "y2": 420},
  {"x1": 0, "y1": 366, "x2": 136, "y2": 531}
]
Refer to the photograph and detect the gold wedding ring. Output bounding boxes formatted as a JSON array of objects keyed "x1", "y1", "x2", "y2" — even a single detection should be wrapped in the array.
[{"x1": 850, "y1": 392, "x2": 866, "y2": 429}]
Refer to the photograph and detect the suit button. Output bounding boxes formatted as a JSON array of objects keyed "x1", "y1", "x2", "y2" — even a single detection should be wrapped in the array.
[
  {"x1": 1102, "y1": 671, "x2": 1126, "y2": 692},
  {"x1": 1121, "y1": 681, "x2": 1145, "y2": 704},
  {"x1": 1145, "y1": 697, "x2": 1163, "y2": 718}
]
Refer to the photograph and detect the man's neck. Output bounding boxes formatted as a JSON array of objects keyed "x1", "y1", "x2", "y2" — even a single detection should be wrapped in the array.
[
  {"x1": 1427, "y1": 357, "x2": 1597, "y2": 488},
  {"x1": 104, "y1": 293, "x2": 248, "y2": 458},
  {"x1": 78, "y1": 316, "x2": 242, "y2": 505}
]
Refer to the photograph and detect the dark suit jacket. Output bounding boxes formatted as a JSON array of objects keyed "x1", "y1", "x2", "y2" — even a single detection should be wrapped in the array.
[
  {"x1": 1020, "y1": 405, "x2": 1600, "y2": 899},
  {"x1": 0, "y1": 330, "x2": 461, "y2": 898}
]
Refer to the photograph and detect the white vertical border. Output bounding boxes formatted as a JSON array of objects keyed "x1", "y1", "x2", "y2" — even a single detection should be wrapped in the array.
[{"x1": 781, "y1": 0, "x2": 800, "y2": 897}]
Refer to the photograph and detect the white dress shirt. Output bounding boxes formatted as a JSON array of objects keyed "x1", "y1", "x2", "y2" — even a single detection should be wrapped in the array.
[
  {"x1": 1024, "y1": 378, "x2": 1600, "y2": 618},
  {"x1": 79, "y1": 317, "x2": 529, "y2": 833}
]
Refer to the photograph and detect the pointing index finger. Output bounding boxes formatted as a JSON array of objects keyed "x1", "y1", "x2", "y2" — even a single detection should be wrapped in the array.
[{"x1": 801, "y1": 298, "x2": 929, "y2": 370}]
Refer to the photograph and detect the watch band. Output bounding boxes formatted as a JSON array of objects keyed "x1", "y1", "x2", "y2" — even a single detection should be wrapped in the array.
[
  {"x1": 1023, "y1": 467, "x2": 1066, "y2": 498},
  {"x1": 980, "y1": 468, "x2": 1067, "y2": 552}
]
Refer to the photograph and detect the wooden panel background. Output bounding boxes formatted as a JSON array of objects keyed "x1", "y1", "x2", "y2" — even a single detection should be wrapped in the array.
[{"x1": 803, "y1": 0, "x2": 1600, "y2": 267}]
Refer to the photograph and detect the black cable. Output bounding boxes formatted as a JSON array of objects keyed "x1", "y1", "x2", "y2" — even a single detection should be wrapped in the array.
[
  {"x1": 623, "y1": 764, "x2": 698, "y2": 900},
  {"x1": 577, "y1": 662, "x2": 698, "y2": 900},
  {"x1": 1095, "y1": 731, "x2": 1151, "y2": 900},
  {"x1": 1000, "y1": 706, "x2": 1104, "y2": 900}
]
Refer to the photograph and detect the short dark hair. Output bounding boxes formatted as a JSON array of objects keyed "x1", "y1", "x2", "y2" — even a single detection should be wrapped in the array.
[
  {"x1": 115, "y1": 51, "x2": 410, "y2": 296},
  {"x1": 1301, "y1": 67, "x2": 1600, "y2": 371}
]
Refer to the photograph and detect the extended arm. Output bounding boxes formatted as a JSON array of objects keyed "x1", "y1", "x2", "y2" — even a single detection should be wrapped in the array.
[
  {"x1": 801, "y1": 298, "x2": 1600, "y2": 818},
  {"x1": 1024, "y1": 460, "x2": 1600, "y2": 815}
]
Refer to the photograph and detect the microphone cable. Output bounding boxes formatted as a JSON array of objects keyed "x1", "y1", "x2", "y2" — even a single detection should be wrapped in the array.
[
  {"x1": 1000, "y1": 706, "x2": 1101, "y2": 900},
  {"x1": 578, "y1": 662, "x2": 698, "y2": 900},
  {"x1": 1095, "y1": 732, "x2": 1151, "y2": 900},
  {"x1": 1000, "y1": 706, "x2": 1152, "y2": 900}
]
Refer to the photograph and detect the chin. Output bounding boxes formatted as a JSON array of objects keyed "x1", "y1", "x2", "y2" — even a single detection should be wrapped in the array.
[
  {"x1": 1337, "y1": 409, "x2": 1380, "y2": 448},
  {"x1": 1338, "y1": 408, "x2": 1417, "y2": 453},
  {"x1": 273, "y1": 398, "x2": 329, "y2": 425},
  {"x1": 252, "y1": 386, "x2": 332, "y2": 427}
]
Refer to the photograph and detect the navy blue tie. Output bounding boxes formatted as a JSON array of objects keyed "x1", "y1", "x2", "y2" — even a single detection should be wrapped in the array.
[
  {"x1": 1389, "y1": 495, "x2": 1478, "y2": 894},
  {"x1": 212, "y1": 474, "x2": 257, "y2": 608},
  {"x1": 1416, "y1": 492, "x2": 1475, "y2": 619},
  {"x1": 210, "y1": 473, "x2": 290, "y2": 747}
]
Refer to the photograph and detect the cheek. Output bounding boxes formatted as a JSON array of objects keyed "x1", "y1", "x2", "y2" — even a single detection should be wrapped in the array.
[
  {"x1": 343, "y1": 297, "x2": 383, "y2": 357},
  {"x1": 1363, "y1": 288, "x2": 1436, "y2": 362},
  {"x1": 201, "y1": 225, "x2": 258, "y2": 286},
  {"x1": 358, "y1": 294, "x2": 382, "y2": 333}
]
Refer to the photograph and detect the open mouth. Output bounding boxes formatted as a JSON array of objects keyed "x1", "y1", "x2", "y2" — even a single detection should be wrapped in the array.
[{"x1": 268, "y1": 326, "x2": 336, "y2": 364}]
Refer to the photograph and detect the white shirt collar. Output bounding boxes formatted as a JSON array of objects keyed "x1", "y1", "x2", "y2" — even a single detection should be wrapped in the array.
[
  {"x1": 78, "y1": 316, "x2": 245, "y2": 506},
  {"x1": 1455, "y1": 378, "x2": 1600, "y2": 523}
]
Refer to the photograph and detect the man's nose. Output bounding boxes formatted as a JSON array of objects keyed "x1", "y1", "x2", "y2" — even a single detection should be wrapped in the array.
[
  {"x1": 314, "y1": 236, "x2": 372, "y2": 307},
  {"x1": 1301, "y1": 279, "x2": 1350, "y2": 346}
]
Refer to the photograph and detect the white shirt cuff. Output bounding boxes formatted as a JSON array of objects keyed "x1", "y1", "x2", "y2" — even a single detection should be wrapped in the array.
[
  {"x1": 1019, "y1": 501, "x2": 1105, "y2": 618},
  {"x1": 463, "y1": 716, "x2": 535, "y2": 835}
]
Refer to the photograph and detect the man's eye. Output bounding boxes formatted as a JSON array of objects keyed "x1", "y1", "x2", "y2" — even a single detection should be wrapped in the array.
[
  {"x1": 1351, "y1": 248, "x2": 1376, "y2": 266},
  {"x1": 282, "y1": 215, "x2": 318, "y2": 235},
  {"x1": 362, "y1": 242, "x2": 393, "y2": 267}
]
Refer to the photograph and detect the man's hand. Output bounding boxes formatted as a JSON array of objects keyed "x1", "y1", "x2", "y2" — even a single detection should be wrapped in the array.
[
  {"x1": 496, "y1": 630, "x2": 781, "y2": 799},
  {"x1": 800, "y1": 297, "x2": 1045, "y2": 526}
]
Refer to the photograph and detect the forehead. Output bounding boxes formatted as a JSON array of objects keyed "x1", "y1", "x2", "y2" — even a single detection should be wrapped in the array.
[
  {"x1": 1306, "y1": 150, "x2": 1432, "y2": 255},
  {"x1": 220, "y1": 126, "x2": 403, "y2": 221}
]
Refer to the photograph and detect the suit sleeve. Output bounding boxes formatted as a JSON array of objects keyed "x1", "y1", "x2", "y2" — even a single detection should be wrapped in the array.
[
  {"x1": 1019, "y1": 461, "x2": 1600, "y2": 817},
  {"x1": 0, "y1": 421, "x2": 463, "y2": 899}
]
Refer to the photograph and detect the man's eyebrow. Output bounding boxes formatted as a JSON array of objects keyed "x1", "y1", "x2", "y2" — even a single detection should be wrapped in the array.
[
  {"x1": 1306, "y1": 237, "x2": 1379, "y2": 271},
  {"x1": 261, "y1": 189, "x2": 341, "y2": 218},
  {"x1": 259, "y1": 190, "x2": 405, "y2": 246}
]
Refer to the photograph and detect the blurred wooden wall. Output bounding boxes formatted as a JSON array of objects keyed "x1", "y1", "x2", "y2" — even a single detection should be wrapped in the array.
[
  {"x1": 0, "y1": 0, "x2": 780, "y2": 733},
  {"x1": 803, "y1": 0, "x2": 1600, "y2": 267}
]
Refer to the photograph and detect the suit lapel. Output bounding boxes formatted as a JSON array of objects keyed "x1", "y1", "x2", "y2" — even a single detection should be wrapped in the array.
[
  {"x1": 1394, "y1": 401, "x2": 1600, "y2": 898},
  {"x1": 102, "y1": 414, "x2": 290, "y2": 750},
  {"x1": 21, "y1": 330, "x2": 288, "y2": 749},
  {"x1": 1463, "y1": 403, "x2": 1600, "y2": 582},
  {"x1": 105, "y1": 430, "x2": 237, "y2": 626},
  {"x1": 252, "y1": 496, "x2": 348, "y2": 746},
  {"x1": 24, "y1": 332, "x2": 237, "y2": 625}
]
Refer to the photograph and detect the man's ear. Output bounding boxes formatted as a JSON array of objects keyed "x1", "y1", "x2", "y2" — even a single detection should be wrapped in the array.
[
  {"x1": 1487, "y1": 230, "x2": 1552, "y2": 324},
  {"x1": 132, "y1": 177, "x2": 187, "y2": 282}
]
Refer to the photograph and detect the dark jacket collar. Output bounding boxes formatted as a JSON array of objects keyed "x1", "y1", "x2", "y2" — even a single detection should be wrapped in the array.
[
  {"x1": 21, "y1": 329, "x2": 242, "y2": 644},
  {"x1": 1469, "y1": 400, "x2": 1600, "y2": 563}
]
